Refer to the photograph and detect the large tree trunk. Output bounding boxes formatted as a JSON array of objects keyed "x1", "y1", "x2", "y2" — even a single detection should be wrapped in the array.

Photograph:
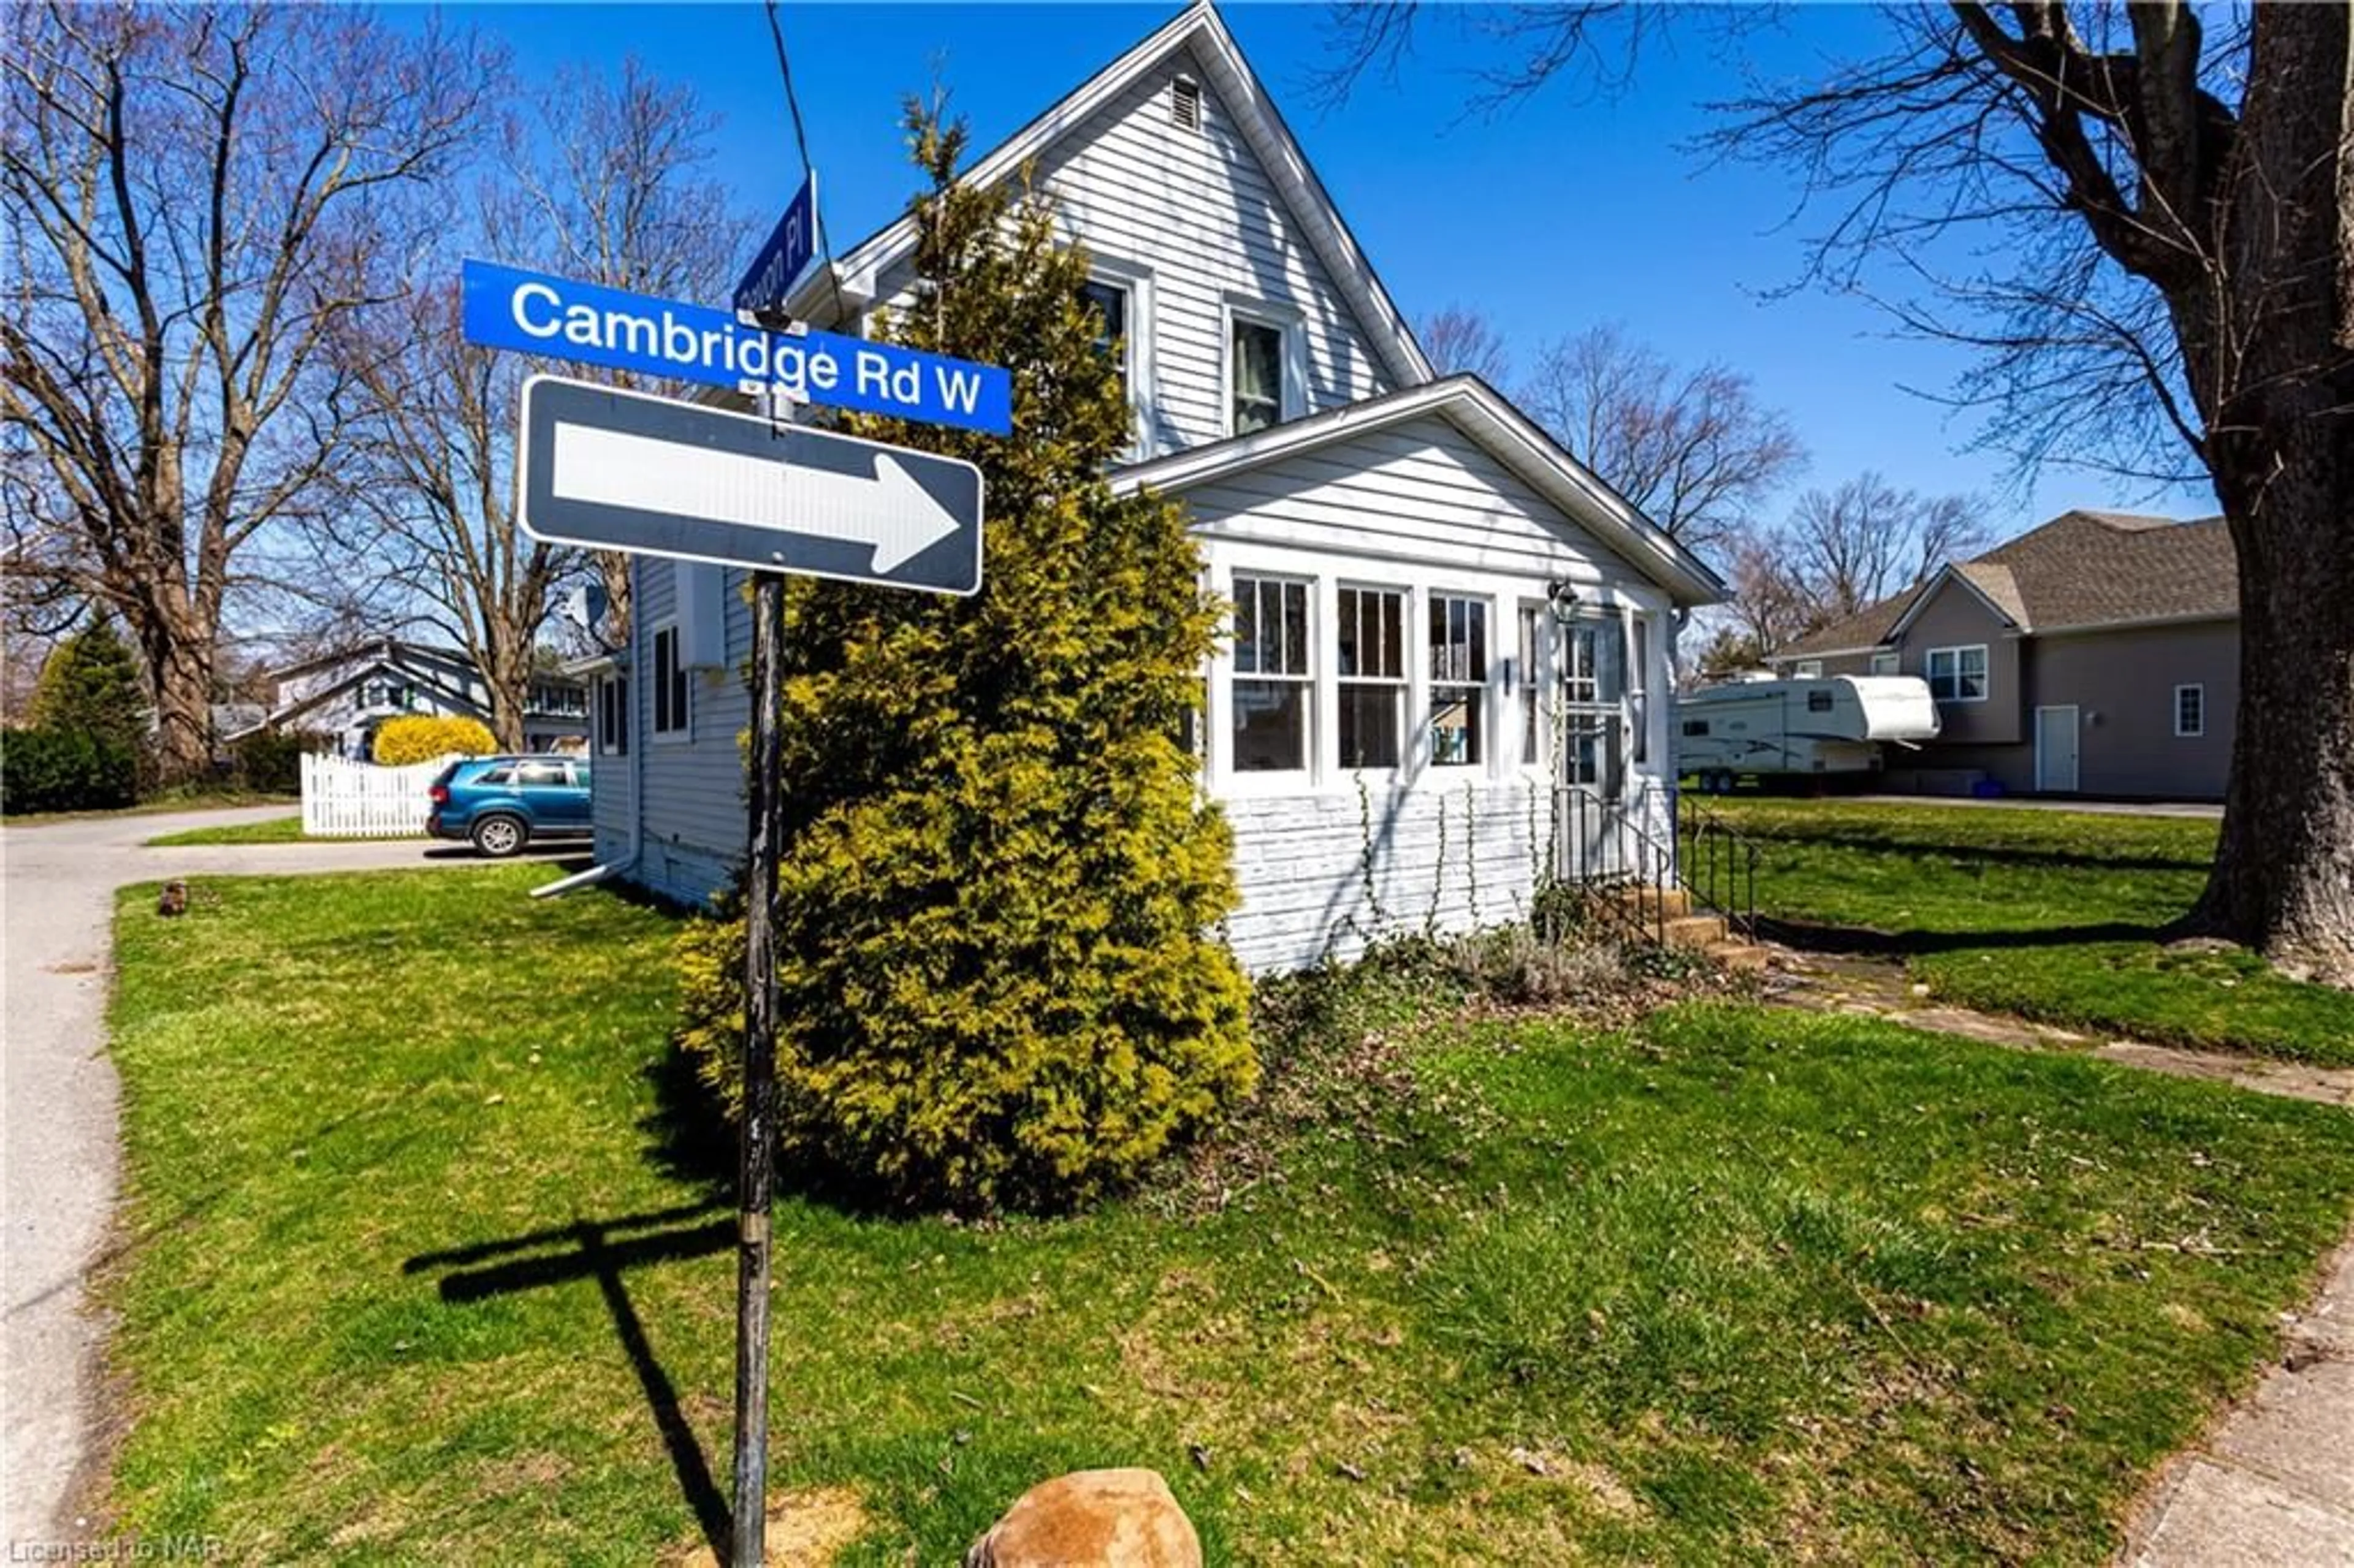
[
  {"x1": 138, "y1": 614, "x2": 216, "y2": 786},
  {"x1": 2181, "y1": 1, "x2": 2354, "y2": 983}
]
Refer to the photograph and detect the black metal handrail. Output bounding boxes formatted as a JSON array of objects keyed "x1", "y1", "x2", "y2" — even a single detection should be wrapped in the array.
[
  {"x1": 1553, "y1": 781, "x2": 1682, "y2": 950},
  {"x1": 1675, "y1": 791, "x2": 1761, "y2": 940}
]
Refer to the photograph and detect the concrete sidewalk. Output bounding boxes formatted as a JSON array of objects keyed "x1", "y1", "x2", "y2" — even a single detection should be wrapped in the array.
[{"x1": 1, "y1": 809, "x2": 522, "y2": 1548}]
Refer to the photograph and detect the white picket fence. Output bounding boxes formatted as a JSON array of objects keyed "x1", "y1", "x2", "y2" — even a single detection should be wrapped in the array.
[{"x1": 300, "y1": 754, "x2": 451, "y2": 839}]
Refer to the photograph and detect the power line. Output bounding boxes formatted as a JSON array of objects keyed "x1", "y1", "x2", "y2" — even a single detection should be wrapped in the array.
[{"x1": 762, "y1": 0, "x2": 844, "y2": 329}]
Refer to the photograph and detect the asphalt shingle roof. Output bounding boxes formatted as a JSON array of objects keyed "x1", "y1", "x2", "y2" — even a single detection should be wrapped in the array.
[{"x1": 1774, "y1": 509, "x2": 2233, "y2": 660}]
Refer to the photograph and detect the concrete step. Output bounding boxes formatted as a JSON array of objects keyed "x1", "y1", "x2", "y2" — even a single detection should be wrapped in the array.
[
  {"x1": 1605, "y1": 883, "x2": 1693, "y2": 919},
  {"x1": 1705, "y1": 940, "x2": 1772, "y2": 973},
  {"x1": 1662, "y1": 913, "x2": 1729, "y2": 950}
]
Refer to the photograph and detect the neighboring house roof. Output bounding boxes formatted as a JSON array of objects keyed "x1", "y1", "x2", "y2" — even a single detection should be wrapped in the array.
[
  {"x1": 1773, "y1": 508, "x2": 2234, "y2": 660},
  {"x1": 783, "y1": 0, "x2": 1433, "y2": 392},
  {"x1": 1111, "y1": 375, "x2": 1726, "y2": 608},
  {"x1": 226, "y1": 655, "x2": 489, "y2": 741}
]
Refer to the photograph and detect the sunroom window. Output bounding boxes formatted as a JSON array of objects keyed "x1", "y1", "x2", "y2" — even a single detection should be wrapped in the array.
[
  {"x1": 1428, "y1": 593, "x2": 1488, "y2": 767},
  {"x1": 1232, "y1": 573, "x2": 1309, "y2": 772},
  {"x1": 1336, "y1": 586, "x2": 1405, "y2": 769}
]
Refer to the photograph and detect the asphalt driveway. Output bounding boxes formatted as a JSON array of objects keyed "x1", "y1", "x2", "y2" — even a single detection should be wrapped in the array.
[{"x1": 0, "y1": 809, "x2": 547, "y2": 1547}]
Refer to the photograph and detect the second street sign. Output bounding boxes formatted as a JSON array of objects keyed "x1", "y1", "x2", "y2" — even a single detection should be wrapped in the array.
[{"x1": 517, "y1": 375, "x2": 983, "y2": 595}]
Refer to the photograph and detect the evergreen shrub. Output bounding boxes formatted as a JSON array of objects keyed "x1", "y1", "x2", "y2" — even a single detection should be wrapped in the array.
[
  {"x1": 674, "y1": 103, "x2": 1255, "y2": 1211},
  {"x1": 1, "y1": 726, "x2": 138, "y2": 813}
]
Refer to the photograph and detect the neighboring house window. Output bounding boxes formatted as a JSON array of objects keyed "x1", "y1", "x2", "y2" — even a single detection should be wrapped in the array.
[
  {"x1": 1336, "y1": 585, "x2": 1405, "y2": 769},
  {"x1": 1232, "y1": 573, "x2": 1310, "y2": 772},
  {"x1": 596, "y1": 674, "x2": 629, "y2": 755},
  {"x1": 652, "y1": 625, "x2": 688, "y2": 737},
  {"x1": 1793, "y1": 660, "x2": 1823, "y2": 679},
  {"x1": 1230, "y1": 315, "x2": 1285, "y2": 435},
  {"x1": 1870, "y1": 652, "x2": 1900, "y2": 676},
  {"x1": 1428, "y1": 593, "x2": 1488, "y2": 767},
  {"x1": 2175, "y1": 683, "x2": 2205, "y2": 737},
  {"x1": 1925, "y1": 645, "x2": 1989, "y2": 702}
]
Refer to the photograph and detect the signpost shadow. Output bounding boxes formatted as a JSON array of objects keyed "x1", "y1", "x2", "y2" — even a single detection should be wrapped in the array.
[{"x1": 403, "y1": 1205, "x2": 736, "y2": 1556}]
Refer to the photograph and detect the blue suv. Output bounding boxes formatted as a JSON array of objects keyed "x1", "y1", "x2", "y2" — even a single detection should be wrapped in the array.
[{"x1": 427, "y1": 755, "x2": 592, "y2": 857}]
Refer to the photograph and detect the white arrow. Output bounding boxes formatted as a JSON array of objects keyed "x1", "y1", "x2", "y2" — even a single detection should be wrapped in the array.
[{"x1": 550, "y1": 421, "x2": 959, "y2": 573}]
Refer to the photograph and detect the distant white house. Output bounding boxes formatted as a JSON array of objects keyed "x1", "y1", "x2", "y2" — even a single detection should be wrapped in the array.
[
  {"x1": 229, "y1": 637, "x2": 588, "y2": 758},
  {"x1": 580, "y1": 3, "x2": 1723, "y2": 972}
]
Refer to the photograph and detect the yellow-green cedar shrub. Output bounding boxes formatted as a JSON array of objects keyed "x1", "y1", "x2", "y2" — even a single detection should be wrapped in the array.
[
  {"x1": 674, "y1": 101, "x2": 1254, "y2": 1211},
  {"x1": 371, "y1": 714, "x2": 497, "y2": 766}
]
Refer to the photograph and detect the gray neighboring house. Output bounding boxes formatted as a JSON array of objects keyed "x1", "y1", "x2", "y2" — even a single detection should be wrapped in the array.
[
  {"x1": 228, "y1": 637, "x2": 588, "y2": 758},
  {"x1": 1769, "y1": 509, "x2": 2238, "y2": 799}
]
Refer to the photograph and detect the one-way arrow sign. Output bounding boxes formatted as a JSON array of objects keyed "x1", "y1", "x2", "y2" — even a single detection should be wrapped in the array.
[{"x1": 517, "y1": 375, "x2": 983, "y2": 595}]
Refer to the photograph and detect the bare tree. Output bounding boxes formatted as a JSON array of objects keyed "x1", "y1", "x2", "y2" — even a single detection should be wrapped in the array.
[
  {"x1": 333, "y1": 59, "x2": 745, "y2": 744},
  {"x1": 1419, "y1": 304, "x2": 1511, "y2": 382},
  {"x1": 1, "y1": 4, "x2": 493, "y2": 782},
  {"x1": 1778, "y1": 473, "x2": 1987, "y2": 622},
  {"x1": 1324, "y1": 3, "x2": 2354, "y2": 978},
  {"x1": 493, "y1": 59, "x2": 748, "y2": 644},
  {"x1": 1518, "y1": 324, "x2": 1806, "y2": 560}
]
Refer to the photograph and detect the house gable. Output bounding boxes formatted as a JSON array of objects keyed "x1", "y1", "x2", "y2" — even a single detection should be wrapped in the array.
[{"x1": 793, "y1": 5, "x2": 1427, "y2": 457}]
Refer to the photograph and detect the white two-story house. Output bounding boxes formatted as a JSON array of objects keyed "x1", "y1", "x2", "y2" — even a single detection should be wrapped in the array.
[{"x1": 582, "y1": 2, "x2": 1723, "y2": 972}]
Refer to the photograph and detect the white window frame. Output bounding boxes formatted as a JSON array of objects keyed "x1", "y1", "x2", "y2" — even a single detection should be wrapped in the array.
[
  {"x1": 1083, "y1": 256, "x2": 1156, "y2": 460},
  {"x1": 1869, "y1": 651, "x2": 1900, "y2": 676},
  {"x1": 650, "y1": 622, "x2": 691, "y2": 742},
  {"x1": 1925, "y1": 644, "x2": 1989, "y2": 703},
  {"x1": 1426, "y1": 590, "x2": 1491, "y2": 770},
  {"x1": 1226, "y1": 569, "x2": 1314, "y2": 783},
  {"x1": 1793, "y1": 660, "x2": 1823, "y2": 679},
  {"x1": 1335, "y1": 582, "x2": 1408, "y2": 774},
  {"x1": 2174, "y1": 683, "x2": 2206, "y2": 738},
  {"x1": 1222, "y1": 297, "x2": 1305, "y2": 437}
]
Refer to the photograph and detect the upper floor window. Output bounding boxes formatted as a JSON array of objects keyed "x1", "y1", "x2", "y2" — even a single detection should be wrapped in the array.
[
  {"x1": 652, "y1": 625, "x2": 689, "y2": 737},
  {"x1": 1925, "y1": 645, "x2": 1989, "y2": 702},
  {"x1": 1230, "y1": 315, "x2": 1285, "y2": 435},
  {"x1": 1336, "y1": 585, "x2": 1405, "y2": 769},
  {"x1": 1870, "y1": 652, "x2": 1900, "y2": 676},
  {"x1": 1428, "y1": 593, "x2": 1488, "y2": 767},
  {"x1": 1231, "y1": 573, "x2": 1309, "y2": 772},
  {"x1": 2175, "y1": 683, "x2": 2205, "y2": 737},
  {"x1": 1078, "y1": 278, "x2": 1129, "y2": 393}
]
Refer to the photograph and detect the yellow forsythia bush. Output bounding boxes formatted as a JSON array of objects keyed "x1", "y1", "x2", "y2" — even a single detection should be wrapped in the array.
[{"x1": 371, "y1": 714, "x2": 497, "y2": 766}]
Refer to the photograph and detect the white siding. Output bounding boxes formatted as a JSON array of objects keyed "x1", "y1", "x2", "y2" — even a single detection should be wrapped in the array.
[
  {"x1": 1182, "y1": 414, "x2": 1622, "y2": 579},
  {"x1": 866, "y1": 47, "x2": 1396, "y2": 457},
  {"x1": 1224, "y1": 779, "x2": 1552, "y2": 972},
  {"x1": 625, "y1": 557, "x2": 753, "y2": 907}
]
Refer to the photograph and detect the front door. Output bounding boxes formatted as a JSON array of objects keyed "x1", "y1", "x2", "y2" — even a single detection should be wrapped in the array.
[
  {"x1": 2035, "y1": 705, "x2": 2080, "y2": 793},
  {"x1": 1555, "y1": 615, "x2": 1628, "y2": 878}
]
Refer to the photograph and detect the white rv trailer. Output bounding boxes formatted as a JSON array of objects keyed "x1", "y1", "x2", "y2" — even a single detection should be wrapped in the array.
[{"x1": 1675, "y1": 674, "x2": 1941, "y2": 792}]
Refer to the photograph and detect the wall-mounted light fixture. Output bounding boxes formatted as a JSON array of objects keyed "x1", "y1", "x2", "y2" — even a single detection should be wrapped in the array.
[{"x1": 1545, "y1": 577, "x2": 1582, "y2": 626}]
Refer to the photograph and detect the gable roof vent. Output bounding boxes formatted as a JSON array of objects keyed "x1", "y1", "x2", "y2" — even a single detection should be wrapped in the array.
[{"x1": 1170, "y1": 75, "x2": 1202, "y2": 133}]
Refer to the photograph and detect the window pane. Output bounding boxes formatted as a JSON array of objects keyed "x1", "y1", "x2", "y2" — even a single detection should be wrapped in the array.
[
  {"x1": 1280, "y1": 581, "x2": 1308, "y2": 674},
  {"x1": 1233, "y1": 679, "x2": 1305, "y2": 771},
  {"x1": 1518, "y1": 606, "x2": 1542, "y2": 765},
  {"x1": 1431, "y1": 685, "x2": 1482, "y2": 766},
  {"x1": 1232, "y1": 577, "x2": 1260, "y2": 674},
  {"x1": 1338, "y1": 587, "x2": 1403, "y2": 680},
  {"x1": 1338, "y1": 685, "x2": 1401, "y2": 768},
  {"x1": 1232, "y1": 319, "x2": 1282, "y2": 433}
]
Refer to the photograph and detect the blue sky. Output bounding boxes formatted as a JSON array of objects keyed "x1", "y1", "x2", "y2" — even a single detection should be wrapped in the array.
[{"x1": 460, "y1": 1, "x2": 2215, "y2": 542}]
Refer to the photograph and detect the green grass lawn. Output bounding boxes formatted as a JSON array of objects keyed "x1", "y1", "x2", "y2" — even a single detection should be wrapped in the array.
[
  {"x1": 104, "y1": 867, "x2": 2354, "y2": 1562},
  {"x1": 1704, "y1": 799, "x2": 2354, "y2": 1068},
  {"x1": 143, "y1": 814, "x2": 307, "y2": 845}
]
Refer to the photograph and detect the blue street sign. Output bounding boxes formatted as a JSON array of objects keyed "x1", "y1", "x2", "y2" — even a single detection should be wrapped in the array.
[
  {"x1": 733, "y1": 171, "x2": 817, "y2": 318},
  {"x1": 460, "y1": 259, "x2": 1013, "y2": 436}
]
